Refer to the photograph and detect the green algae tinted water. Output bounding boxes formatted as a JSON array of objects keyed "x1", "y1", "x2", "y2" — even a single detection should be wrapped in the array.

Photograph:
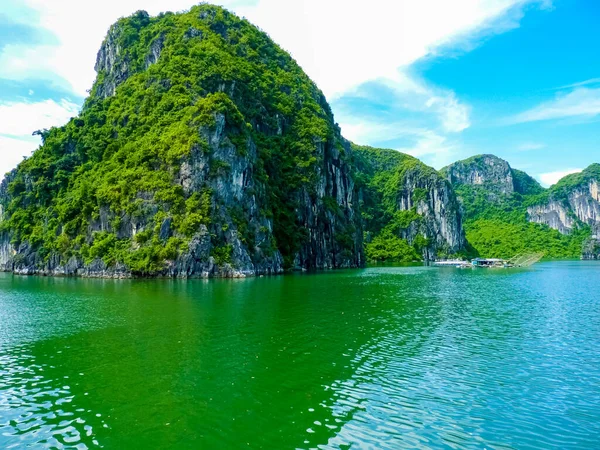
[{"x1": 1, "y1": 261, "x2": 599, "y2": 449}]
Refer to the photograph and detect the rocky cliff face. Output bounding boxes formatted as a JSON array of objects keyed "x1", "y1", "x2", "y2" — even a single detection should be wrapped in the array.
[
  {"x1": 527, "y1": 201, "x2": 575, "y2": 234},
  {"x1": 0, "y1": 5, "x2": 362, "y2": 278},
  {"x1": 442, "y1": 154, "x2": 515, "y2": 197},
  {"x1": 395, "y1": 164, "x2": 466, "y2": 260},
  {"x1": 93, "y1": 11, "x2": 156, "y2": 99},
  {"x1": 0, "y1": 114, "x2": 283, "y2": 278},
  {"x1": 293, "y1": 141, "x2": 363, "y2": 270},
  {"x1": 582, "y1": 225, "x2": 599, "y2": 260},
  {"x1": 568, "y1": 180, "x2": 600, "y2": 225},
  {"x1": 354, "y1": 146, "x2": 466, "y2": 261},
  {"x1": 526, "y1": 165, "x2": 600, "y2": 235},
  {"x1": 441, "y1": 154, "x2": 545, "y2": 200}
]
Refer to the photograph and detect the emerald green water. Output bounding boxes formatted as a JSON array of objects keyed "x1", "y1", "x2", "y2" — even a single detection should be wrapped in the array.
[{"x1": 1, "y1": 261, "x2": 599, "y2": 449}]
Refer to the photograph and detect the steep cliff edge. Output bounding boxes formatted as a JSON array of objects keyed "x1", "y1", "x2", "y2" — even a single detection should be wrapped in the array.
[
  {"x1": 442, "y1": 154, "x2": 517, "y2": 197},
  {"x1": 353, "y1": 145, "x2": 466, "y2": 262},
  {"x1": 582, "y1": 225, "x2": 599, "y2": 260},
  {"x1": 527, "y1": 164, "x2": 600, "y2": 235},
  {"x1": 441, "y1": 154, "x2": 544, "y2": 199},
  {"x1": 0, "y1": 5, "x2": 362, "y2": 278},
  {"x1": 442, "y1": 155, "x2": 587, "y2": 258}
]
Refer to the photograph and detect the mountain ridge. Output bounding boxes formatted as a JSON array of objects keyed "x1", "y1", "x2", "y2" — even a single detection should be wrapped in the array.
[
  {"x1": 353, "y1": 145, "x2": 466, "y2": 262},
  {"x1": 443, "y1": 154, "x2": 599, "y2": 259},
  {"x1": 0, "y1": 5, "x2": 364, "y2": 277},
  {"x1": 0, "y1": 4, "x2": 598, "y2": 276}
]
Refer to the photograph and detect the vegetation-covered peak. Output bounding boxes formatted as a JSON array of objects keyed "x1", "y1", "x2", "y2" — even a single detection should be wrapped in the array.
[
  {"x1": 442, "y1": 153, "x2": 545, "y2": 197},
  {"x1": 89, "y1": 4, "x2": 333, "y2": 119},
  {"x1": 0, "y1": 2, "x2": 360, "y2": 275},
  {"x1": 446, "y1": 153, "x2": 504, "y2": 166},
  {"x1": 551, "y1": 163, "x2": 600, "y2": 191},
  {"x1": 352, "y1": 144, "x2": 465, "y2": 262},
  {"x1": 511, "y1": 168, "x2": 544, "y2": 196},
  {"x1": 442, "y1": 154, "x2": 514, "y2": 199},
  {"x1": 441, "y1": 154, "x2": 509, "y2": 174},
  {"x1": 351, "y1": 144, "x2": 417, "y2": 174}
]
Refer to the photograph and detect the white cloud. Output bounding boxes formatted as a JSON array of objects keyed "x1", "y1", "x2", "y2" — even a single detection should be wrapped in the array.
[
  {"x1": 330, "y1": 77, "x2": 467, "y2": 167},
  {"x1": 509, "y1": 87, "x2": 600, "y2": 124},
  {"x1": 517, "y1": 142, "x2": 545, "y2": 151},
  {"x1": 341, "y1": 122, "x2": 402, "y2": 146},
  {"x1": 339, "y1": 117, "x2": 457, "y2": 168},
  {"x1": 555, "y1": 78, "x2": 600, "y2": 90},
  {"x1": 0, "y1": 98, "x2": 80, "y2": 178},
  {"x1": 0, "y1": 0, "x2": 250, "y2": 96},
  {"x1": 234, "y1": 0, "x2": 542, "y2": 160},
  {"x1": 0, "y1": 99, "x2": 80, "y2": 136},
  {"x1": 344, "y1": 74, "x2": 471, "y2": 137},
  {"x1": 400, "y1": 130, "x2": 455, "y2": 162},
  {"x1": 0, "y1": 0, "x2": 549, "y2": 174},
  {"x1": 0, "y1": 135, "x2": 39, "y2": 178},
  {"x1": 426, "y1": 93, "x2": 471, "y2": 133},
  {"x1": 538, "y1": 168, "x2": 582, "y2": 187},
  {"x1": 376, "y1": 74, "x2": 472, "y2": 132},
  {"x1": 3, "y1": 0, "x2": 547, "y2": 100},
  {"x1": 238, "y1": 0, "x2": 549, "y2": 97}
]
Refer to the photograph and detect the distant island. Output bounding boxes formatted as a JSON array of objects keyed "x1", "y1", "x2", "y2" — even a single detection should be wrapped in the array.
[{"x1": 0, "y1": 5, "x2": 598, "y2": 278}]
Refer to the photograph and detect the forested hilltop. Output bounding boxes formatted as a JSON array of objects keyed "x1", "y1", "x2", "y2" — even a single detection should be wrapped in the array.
[
  {"x1": 441, "y1": 155, "x2": 599, "y2": 259},
  {"x1": 352, "y1": 145, "x2": 467, "y2": 263},
  {"x1": 0, "y1": 5, "x2": 364, "y2": 277},
  {"x1": 0, "y1": 5, "x2": 598, "y2": 277},
  {"x1": 354, "y1": 150, "x2": 599, "y2": 262}
]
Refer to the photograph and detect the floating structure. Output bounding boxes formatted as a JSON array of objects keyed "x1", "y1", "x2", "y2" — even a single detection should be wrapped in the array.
[
  {"x1": 434, "y1": 253, "x2": 544, "y2": 269},
  {"x1": 471, "y1": 258, "x2": 508, "y2": 268},
  {"x1": 507, "y1": 253, "x2": 545, "y2": 267},
  {"x1": 433, "y1": 259, "x2": 471, "y2": 268}
]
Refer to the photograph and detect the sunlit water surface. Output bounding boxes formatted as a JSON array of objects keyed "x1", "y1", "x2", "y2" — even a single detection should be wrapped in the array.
[{"x1": 1, "y1": 261, "x2": 599, "y2": 449}]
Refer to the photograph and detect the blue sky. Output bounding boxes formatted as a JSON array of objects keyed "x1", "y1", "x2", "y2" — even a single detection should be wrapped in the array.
[{"x1": 1, "y1": 0, "x2": 598, "y2": 185}]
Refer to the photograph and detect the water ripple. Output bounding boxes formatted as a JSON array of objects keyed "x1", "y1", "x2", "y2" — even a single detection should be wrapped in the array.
[
  {"x1": 1, "y1": 262, "x2": 600, "y2": 449},
  {"x1": 0, "y1": 347, "x2": 105, "y2": 448}
]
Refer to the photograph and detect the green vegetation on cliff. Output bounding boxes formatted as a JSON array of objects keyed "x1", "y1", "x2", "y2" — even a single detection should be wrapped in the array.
[
  {"x1": 353, "y1": 145, "x2": 465, "y2": 262},
  {"x1": 445, "y1": 155, "x2": 591, "y2": 259},
  {"x1": 512, "y1": 169, "x2": 545, "y2": 196},
  {"x1": 1, "y1": 5, "x2": 595, "y2": 275},
  {"x1": 464, "y1": 217, "x2": 588, "y2": 259},
  {"x1": 0, "y1": 5, "x2": 359, "y2": 274},
  {"x1": 352, "y1": 146, "x2": 422, "y2": 262},
  {"x1": 548, "y1": 163, "x2": 600, "y2": 202}
]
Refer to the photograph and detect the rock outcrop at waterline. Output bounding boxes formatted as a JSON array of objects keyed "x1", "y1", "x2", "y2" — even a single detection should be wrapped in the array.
[
  {"x1": 582, "y1": 226, "x2": 600, "y2": 260},
  {"x1": 0, "y1": 5, "x2": 363, "y2": 278},
  {"x1": 395, "y1": 164, "x2": 466, "y2": 260}
]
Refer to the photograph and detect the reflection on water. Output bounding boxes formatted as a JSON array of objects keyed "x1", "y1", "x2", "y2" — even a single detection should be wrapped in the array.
[
  {"x1": 0, "y1": 346, "x2": 105, "y2": 449},
  {"x1": 1, "y1": 261, "x2": 600, "y2": 449}
]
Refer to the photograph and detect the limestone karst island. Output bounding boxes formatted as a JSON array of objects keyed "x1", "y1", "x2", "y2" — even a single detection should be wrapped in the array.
[{"x1": 1, "y1": 2, "x2": 599, "y2": 449}]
